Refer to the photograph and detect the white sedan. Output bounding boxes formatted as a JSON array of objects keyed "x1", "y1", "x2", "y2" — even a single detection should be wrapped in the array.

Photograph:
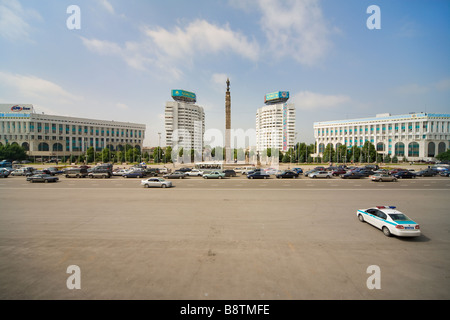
[
  {"x1": 356, "y1": 206, "x2": 421, "y2": 237},
  {"x1": 185, "y1": 169, "x2": 203, "y2": 176},
  {"x1": 141, "y1": 177, "x2": 172, "y2": 188}
]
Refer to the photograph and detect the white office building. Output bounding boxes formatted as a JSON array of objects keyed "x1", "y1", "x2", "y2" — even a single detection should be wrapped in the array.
[
  {"x1": 165, "y1": 90, "x2": 205, "y2": 152},
  {"x1": 314, "y1": 112, "x2": 450, "y2": 160},
  {"x1": 0, "y1": 104, "x2": 146, "y2": 159},
  {"x1": 256, "y1": 92, "x2": 296, "y2": 153}
]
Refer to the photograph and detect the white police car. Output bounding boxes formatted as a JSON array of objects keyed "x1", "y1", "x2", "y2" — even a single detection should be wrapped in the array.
[{"x1": 356, "y1": 206, "x2": 421, "y2": 237}]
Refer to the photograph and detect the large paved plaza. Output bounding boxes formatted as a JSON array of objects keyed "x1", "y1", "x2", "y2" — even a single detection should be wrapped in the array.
[{"x1": 0, "y1": 172, "x2": 449, "y2": 300}]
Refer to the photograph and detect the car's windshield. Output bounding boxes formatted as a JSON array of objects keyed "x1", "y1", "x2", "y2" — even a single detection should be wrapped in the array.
[{"x1": 389, "y1": 213, "x2": 410, "y2": 221}]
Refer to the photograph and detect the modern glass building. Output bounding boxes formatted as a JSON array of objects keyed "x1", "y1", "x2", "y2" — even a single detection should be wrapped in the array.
[
  {"x1": 314, "y1": 112, "x2": 450, "y2": 160},
  {"x1": 0, "y1": 104, "x2": 146, "y2": 159},
  {"x1": 165, "y1": 90, "x2": 205, "y2": 152},
  {"x1": 256, "y1": 92, "x2": 296, "y2": 153}
]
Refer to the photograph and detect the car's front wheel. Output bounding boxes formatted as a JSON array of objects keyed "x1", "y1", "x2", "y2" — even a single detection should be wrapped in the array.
[
  {"x1": 161, "y1": 184, "x2": 167, "y2": 188},
  {"x1": 358, "y1": 214, "x2": 364, "y2": 222}
]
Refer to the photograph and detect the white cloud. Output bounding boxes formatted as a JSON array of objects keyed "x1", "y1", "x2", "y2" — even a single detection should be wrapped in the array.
[
  {"x1": 0, "y1": 71, "x2": 82, "y2": 106},
  {"x1": 143, "y1": 20, "x2": 260, "y2": 62},
  {"x1": 394, "y1": 83, "x2": 430, "y2": 95},
  {"x1": 232, "y1": 0, "x2": 333, "y2": 66},
  {"x1": 435, "y1": 78, "x2": 450, "y2": 91},
  {"x1": 116, "y1": 103, "x2": 129, "y2": 110},
  {"x1": 81, "y1": 19, "x2": 259, "y2": 80},
  {"x1": 0, "y1": 0, "x2": 42, "y2": 41},
  {"x1": 98, "y1": 0, "x2": 115, "y2": 14},
  {"x1": 292, "y1": 91, "x2": 351, "y2": 110}
]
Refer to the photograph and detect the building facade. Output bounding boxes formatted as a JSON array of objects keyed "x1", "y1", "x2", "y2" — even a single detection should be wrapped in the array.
[
  {"x1": 256, "y1": 92, "x2": 296, "y2": 153},
  {"x1": 165, "y1": 90, "x2": 205, "y2": 152},
  {"x1": 0, "y1": 104, "x2": 146, "y2": 159},
  {"x1": 314, "y1": 112, "x2": 450, "y2": 160}
]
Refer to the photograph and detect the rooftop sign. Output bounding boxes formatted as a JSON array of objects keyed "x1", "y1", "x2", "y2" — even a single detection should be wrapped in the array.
[
  {"x1": 0, "y1": 104, "x2": 34, "y2": 113},
  {"x1": 265, "y1": 91, "x2": 289, "y2": 104},
  {"x1": 171, "y1": 90, "x2": 196, "y2": 103}
]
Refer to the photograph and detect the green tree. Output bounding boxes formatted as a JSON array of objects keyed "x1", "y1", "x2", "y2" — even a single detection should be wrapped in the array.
[
  {"x1": 436, "y1": 149, "x2": 450, "y2": 161},
  {"x1": 165, "y1": 146, "x2": 172, "y2": 163},
  {"x1": 323, "y1": 144, "x2": 335, "y2": 163},
  {"x1": 0, "y1": 143, "x2": 27, "y2": 160}
]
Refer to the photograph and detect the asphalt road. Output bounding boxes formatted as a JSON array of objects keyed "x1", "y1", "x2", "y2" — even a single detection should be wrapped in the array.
[{"x1": 0, "y1": 174, "x2": 449, "y2": 300}]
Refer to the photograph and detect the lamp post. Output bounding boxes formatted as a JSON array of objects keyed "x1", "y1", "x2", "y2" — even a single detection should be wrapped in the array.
[{"x1": 158, "y1": 132, "x2": 161, "y2": 164}]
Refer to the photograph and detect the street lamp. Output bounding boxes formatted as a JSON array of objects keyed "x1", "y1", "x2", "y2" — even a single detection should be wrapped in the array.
[{"x1": 158, "y1": 132, "x2": 161, "y2": 164}]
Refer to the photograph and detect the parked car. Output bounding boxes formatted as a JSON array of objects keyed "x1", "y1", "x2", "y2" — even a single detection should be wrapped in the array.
[
  {"x1": 88, "y1": 167, "x2": 112, "y2": 178},
  {"x1": 292, "y1": 168, "x2": 303, "y2": 174},
  {"x1": 247, "y1": 171, "x2": 270, "y2": 179},
  {"x1": 141, "y1": 177, "x2": 172, "y2": 188},
  {"x1": 0, "y1": 170, "x2": 9, "y2": 178},
  {"x1": 356, "y1": 169, "x2": 375, "y2": 177},
  {"x1": 389, "y1": 168, "x2": 408, "y2": 175},
  {"x1": 340, "y1": 172, "x2": 365, "y2": 179},
  {"x1": 177, "y1": 167, "x2": 192, "y2": 173},
  {"x1": 65, "y1": 167, "x2": 88, "y2": 178},
  {"x1": 122, "y1": 171, "x2": 146, "y2": 178},
  {"x1": 47, "y1": 167, "x2": 64, "y2": 175},
  {"x1": 275, "y1": 170, "x2": 299, "y2": 179},
  {"x1": 185, "y1": 169, "x2": 204, "y2": 176},
  {"x1": 27, "y1": 174, "x2": 59, "y2": 183},
  {"x1": 203, "y1": 171, "x2": 226, "y2": 179},
  {"x1": 439, "y1": 169, "x2": 450, "y2": 177},
  {"x1": 241, "y1": 167, "x2": 257, "y2": 174},
  {"x1": 331, "y1": 168, "x2": 346, "y2": 176},
  {"x1": 144, "y1": 168, "x2": 160, "y2": 176},
  {"x1": 309, "y1": 171, "x2": 332, "y2": 179},
  {"x1": 415, "y1": 169, "x2": 437, "y2": 177},
  {"x1": 393, "y1": 171, "x2": 417, "y2": 179},
  {"x1": 88, "y1": 171, "x2": 111, "y2": 178},
  {"x1": 10, "y1": 168, "x2": 28, "y2": 176},
  {"x1": 112, "y1": 169, "x2": 129, "y2": 176},
  {"x1": 369, "y1": 173, "x2": 397, "y2": 182},
  {"x1": 264, "y1": 168, "x2": 278, "y2": 175},
  {"x1": 223, "y1": 169, "x2": 237, "y2": 177},
  {"x1": 163, "y1": 171, "x2": 186, "y2": 179}
]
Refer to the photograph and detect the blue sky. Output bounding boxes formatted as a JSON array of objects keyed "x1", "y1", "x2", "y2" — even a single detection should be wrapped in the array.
[{"x1": 1, "y1": 0, "x2": 449, "y2": 147}]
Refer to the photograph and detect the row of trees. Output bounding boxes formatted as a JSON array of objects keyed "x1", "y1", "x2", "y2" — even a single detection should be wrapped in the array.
[{"x1": 3, "y1": 141, "x2": 449, "y2": 164}]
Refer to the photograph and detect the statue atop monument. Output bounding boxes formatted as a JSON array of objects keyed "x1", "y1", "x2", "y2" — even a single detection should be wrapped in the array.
[{"x1": 226, "y1": 78, "x2": 230, "y2": 92}]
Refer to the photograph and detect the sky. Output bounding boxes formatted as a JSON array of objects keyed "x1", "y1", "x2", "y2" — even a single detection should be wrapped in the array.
[{"x1": 0, "y1": 0, "x2": 449, "y2": 147}]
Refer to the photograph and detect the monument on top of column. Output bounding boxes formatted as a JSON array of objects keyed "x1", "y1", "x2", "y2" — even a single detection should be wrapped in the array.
[{"x1": 225, "y1": 78, "x2": 232, "y2": 163}]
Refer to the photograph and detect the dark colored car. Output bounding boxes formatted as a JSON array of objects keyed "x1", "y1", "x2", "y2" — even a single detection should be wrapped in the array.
[
  {"x1": 292, "y1": 168, "x2": 303, "y2": 174},
  {"x1": 247, "y1": 171, "x2": 270, "y2": 179},
  {"x1": 178, "y1": 167, "x2": 192, "y2": 172},
  {"x1": 276, "y1": 170, "x2": 299, "y2": 179},
  {"x1": 356, "y1": 169, "x2": 375, "y2": 177},
  {"x1": 122, "y1": 171, "x2": 146, "y2": 178},
  {"x1": 440, "y1": 170, "x2": 450, "y2": 177},
  {"x1": 65, "y1": 168, "x2": 88, "y2": 178},
  {"x1": 415, "y1": 169, "x2": 437, "y2": 177},
  {"x1": 144, "y1": 168, "x2": 160, "y2": 176},
  {"x1": 393, "y1": 171, "x2": 417, "y2": 179},
  {"x1": 47, "y1": 167, "x2": 64, "y2": 175},
  {"x1": 340, "y1": 172, "x2": 365, "y2": 179},
  {"x1": 27, "y1": 174, "x2": 59, "y2": 183},
  {"x1": 389, "y1": 168, "x2": 408, "y2": 175},
  {"x1": 223, "y1": 169, "x2": 237, "y2": 177}
]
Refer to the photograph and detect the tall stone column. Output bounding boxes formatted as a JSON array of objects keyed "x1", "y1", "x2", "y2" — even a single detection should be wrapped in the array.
[{"x1": 225, "y1": 78, "x2": 232, "y2": 163}]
